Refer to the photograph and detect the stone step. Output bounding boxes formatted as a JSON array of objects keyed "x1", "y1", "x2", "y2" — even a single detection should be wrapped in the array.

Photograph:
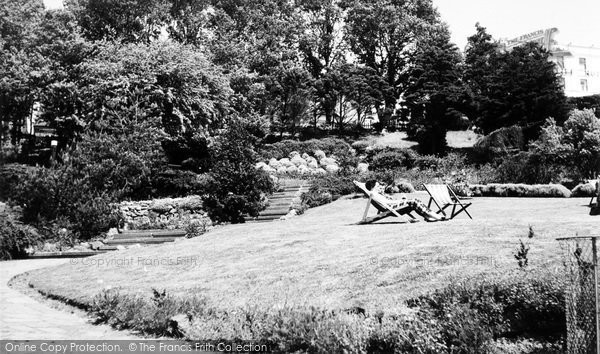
[
  {"x1": 28, "y1": 251, "x2": 108, "y2": 258},
  {"x1": 114, "y1": 230, "x2": 187, "y2": 239},
  {"x1": 117, "y1": 229, "x2": 186, "y2": 236},
  {"x1": 99, "y1": 245, "x2": 118, "y2": 251},
  {"x1": 259, "y1": 209, "x2": 291, "y2": 216},
  {"x1": 104, "y1": 237, "x2": 177, "y2": 245}
]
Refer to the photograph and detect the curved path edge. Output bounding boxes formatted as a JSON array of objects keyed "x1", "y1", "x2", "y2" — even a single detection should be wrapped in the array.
[{"x1": 0, "y1": 259, "x2": 137, "y2": 340}]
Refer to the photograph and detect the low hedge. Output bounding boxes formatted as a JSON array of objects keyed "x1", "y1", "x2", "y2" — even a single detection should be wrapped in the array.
[
  {"x1": 571, "y1": 182, "x2": 598, "y2": 197},
  {"x1": 469, "y1": 184, "x2": 571, "y2": 198},
  {"x1": 86, "y1": 270, "x2": 564, "y2": 352}
]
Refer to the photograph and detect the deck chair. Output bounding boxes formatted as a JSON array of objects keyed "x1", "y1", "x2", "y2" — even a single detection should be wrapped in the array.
[
  {"x1": 353, "y1": 181, "x2": 417, "y2": 224},
  {"x1": 423, "y1": 184, "x2": 473, "y2": 219}
]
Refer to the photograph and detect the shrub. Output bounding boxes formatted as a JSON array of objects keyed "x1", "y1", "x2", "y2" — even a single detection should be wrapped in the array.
[
  {"x1": 0, "y1": 217, "x2": 40, "y2": 260},
  {"x1": 203, "y1": 120, "x2": 274, "y2": 223},
  {"x1": 571, "y1": 182, "x2": 597, "y2": 197},
  {"x1": 469, "y1": 184, "x2": 571, "y2": 198},
  {"x1": 562, "y1": 109, "x2": 600, "y2": 179},
  {"x1": 0, "y1": 163, "x2": 33, "y2": 201},
  {"x1": 369, "y1": 149, "x2": 418, "y2": 171},
  {"x1": 407, "y1": 270, "x2": 565, "y2": 343},
  {"x1": 474, "y1": 125, "x2": 525, "y2": 159},
  {"x1": 11, "y1": 165, "x2": 119, "y2": 241},
  {"x1": 91, "y1": 288, "x2": 207, "y2": 337},
  {"x1": 492, "y1": 152, "x2": 570, "y2": 185}
]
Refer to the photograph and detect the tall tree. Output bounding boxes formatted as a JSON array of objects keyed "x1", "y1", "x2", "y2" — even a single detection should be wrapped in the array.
[
  {"x1": 463, "y1": 24, "x2": 568, "y2": 137},
  {"x1": 403, "y1": 25, "x2": 463, "y2": 154},
  {"x1": 67, "y1": 0, "x2": 169, "y2": 43},
  {"x1": 343, "y1": 0, "x2": 439, "y2": 129}
]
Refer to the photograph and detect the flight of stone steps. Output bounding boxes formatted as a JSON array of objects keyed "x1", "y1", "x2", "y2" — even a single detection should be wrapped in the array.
[
  {"x1": 28, "y1": 229, "x2": 187, "y2": 258},
  {"x1": 97, "y1": 229, "x2": 187, "y2": 251},
  {"x1": 245, "y1": 179, "x2": 312, "y2": 223}
]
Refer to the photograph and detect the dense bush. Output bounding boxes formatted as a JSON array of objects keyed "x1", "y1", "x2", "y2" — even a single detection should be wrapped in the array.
[
  {"x1": 0, "y1": 217, "x2": 40, "y2": 260},
  {"x1": 368, "y1": 148, "x2": 419, "y2": 171},
  {"x1": 11, "y1": 165, "x2": 120, "y2": 240},
  {"x1": 87, "y1": 270, "x2": 564, "y2": 352},
  {"x1": 469, "y1": 184, "x2": 571, "y2": 198},
  {"x1": 571, "y1": 182, "x2": 597, "y2": 197},
  {"x1": 492, "y1": 152, "x2": 570, "y2": 185},
  {"x1": 407, "y1": 270, "x2": 565, "y2": 343},
  {"x1": 473, "y1": 125, "x2": 525, "y2": 159},
  {"x1": 203, "y1": 120, "x2": 274, "y2": 223},
  {"x1": 0, "y1": 163, "x2": 33, "y2": 201}
]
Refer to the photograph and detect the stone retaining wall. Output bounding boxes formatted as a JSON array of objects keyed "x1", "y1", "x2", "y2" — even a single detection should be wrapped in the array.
[{"x1": 119, "y1": 195, "x2": 211, "y2": 229}]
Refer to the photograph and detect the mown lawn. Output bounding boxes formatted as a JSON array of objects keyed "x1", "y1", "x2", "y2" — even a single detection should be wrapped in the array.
[{"x1": 27, "y1": 194, "x2": 597, "y2": 313}]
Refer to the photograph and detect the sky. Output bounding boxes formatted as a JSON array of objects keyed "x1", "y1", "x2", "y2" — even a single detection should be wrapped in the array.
[
  {"x1": 44, "y1": 0, "x2": 600, "y2": 51},
  {"x1": 433, "y1": 0, "x2": 600, "y2": 50}
]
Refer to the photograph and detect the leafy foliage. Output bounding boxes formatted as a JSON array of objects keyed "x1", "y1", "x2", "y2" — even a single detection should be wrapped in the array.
[
  {"x1": 404, "y1": 25, "x2": 463, "y2": 155},
  {"x1": 203, "y1": 120, "x2": 274, "y2": 223},
  {"x1": 463, "y1": 24, "x2": 568, "y2": 136}
]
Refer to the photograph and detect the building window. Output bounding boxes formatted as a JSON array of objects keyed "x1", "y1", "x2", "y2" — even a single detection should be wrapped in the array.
[
  {"x1": 580, "y1": 79, "x2": 588, "y2": 92},
  {"x1": 579, "y1": 57, "x2": 587, "y2": 72}
]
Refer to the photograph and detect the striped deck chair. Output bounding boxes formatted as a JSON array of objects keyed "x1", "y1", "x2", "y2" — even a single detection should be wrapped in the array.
[
  {"x1": 353, "y1": 181, "x2": 417, "y2": 224},
  {"x1": 423, "y1": 184, "x2": 473, "y2": 220}
]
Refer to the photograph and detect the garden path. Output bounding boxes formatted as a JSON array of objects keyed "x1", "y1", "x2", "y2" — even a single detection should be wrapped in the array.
[{"x1": 0, "y1": 258, "x2": 137, "y2": 339}]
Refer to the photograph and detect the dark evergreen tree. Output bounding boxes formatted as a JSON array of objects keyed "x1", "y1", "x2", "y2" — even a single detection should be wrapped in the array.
[
  {"x1": 403, "y1": 25, "x2": 463, "y2": 155},
  {"x1": 463, "y1": 24, "x2": 568, "y2": 137}
]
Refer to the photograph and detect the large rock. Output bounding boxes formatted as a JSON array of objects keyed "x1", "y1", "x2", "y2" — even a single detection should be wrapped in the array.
[
  {"x1": 255, "y1": 162, "x2": 268, "y2": 170},
  {"x1": 291, "y1": 155, "x2": 307, "y2": 166},
  {"x1": 301, "y1": 153, "x2": 311, "y2": 160},
  {"x1": 277, "y1": 166, "x2": 287, "y2": 174},
  {"x1": 308, "y1": 160, "x2": 319, "y2": 169},
  {"x1": 297, "y1": 165, "x2": 309, "y2": 175},
  {"x1": 357, "y1": 162, "x2": 369, "y2": 173},
  {"x1": 279, "y1": 158, "x2": 294, "y2": 167},
  {"x1": 268, "y1": 158, "x2": 281, "y2": 169},
  {"x1": 325, "y1": 164, "x2": 340, "y2": 173},
  {"x1": 286, "y1": 165, "x2": 298, "y2": 174},
  {"x1": 314, "y1": 168, "x2": 327, "y2": 175},
  {"x1": 289, "y1": 151, "x2": 300, "y2": 159},
  {"x1": 314, "y1": 150, "x2": 326, "y2": 160},
  {"x1": 319, "y1": 157, "x2": 337, "y2": 167}
]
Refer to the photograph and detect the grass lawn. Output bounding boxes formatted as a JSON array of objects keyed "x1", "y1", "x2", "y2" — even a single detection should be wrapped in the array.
[
  {"x1": 27, "y1": 194, "x2": 597, "y2": 314},
  {"x1": 355, "y1": 130, "x2": 480, "y2": 151}
]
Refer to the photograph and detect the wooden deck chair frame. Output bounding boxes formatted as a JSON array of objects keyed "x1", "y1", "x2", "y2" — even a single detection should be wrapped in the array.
[
  {"x1": 353, "y1": 181, "x2": 417, "y2": 224},
  {"x1": 423, "y1": 184, "x2": 473, "y2": 220}
]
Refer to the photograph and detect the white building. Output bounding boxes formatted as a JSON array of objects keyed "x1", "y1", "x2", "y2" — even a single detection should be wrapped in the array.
[
  {"x1": 552, "y1": 44, "x2": 600, "y2": 97},
  {"x1": 501, "y1": 28, "x2": 600, "y2": 97}
]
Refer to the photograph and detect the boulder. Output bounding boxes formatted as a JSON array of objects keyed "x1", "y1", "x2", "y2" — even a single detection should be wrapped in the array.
[
  {"x1": 255, "y1": 161, "x2": 268, "y2": 170},
  {"x1": 308, "y1": 160, "x2": 319, "y2": 169},
  {"x1": 315, "y1": 168, "x2": 327, "y2": 175},
  {"x1": 319, "y1": 157, "x2": 337, "y2": 167},
  {"x1": 325, "y1": 164, "x2": 340, "y2": 173},
  {"x1": 297, "y1": 165, "x2": 309, "y2": 175},
  {"x1": 289, "y1": 151, "x2": 300, "y2": 159},
  {"x1": 279, "y1": 158, "x2": 294, "y2": 167},
  {"x1": 268, "y1": 158, "x2": 281, "y2": 169},
  {"x1": 357, "y1": 162, "x2": 369, "y2": 173},
  {"x1": 90, "y1": 241, "x2": 104, "y2": 250},
  {"x1": 286, "y1": 165, "x2": 298, "y2": 174},
  {"x1": 277, "y1": 167, "x2": 287, "y2": 174},
  {"x1": 291, "y1": 156, "x2": 307, "y2": 166},
  {"x1": 301, "y1": 153, "x2": 310, "y2": 160},
  {"x1": 314, "y1": 150, "x2": 326, "y2": 160}
]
